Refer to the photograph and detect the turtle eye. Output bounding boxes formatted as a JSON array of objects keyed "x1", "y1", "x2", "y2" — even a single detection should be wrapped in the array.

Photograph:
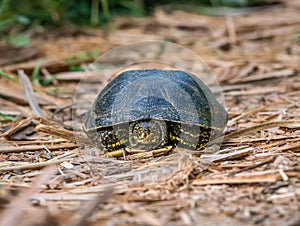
[{"x1": 133, "y1": 122, "x2": 151, "y2": 140}]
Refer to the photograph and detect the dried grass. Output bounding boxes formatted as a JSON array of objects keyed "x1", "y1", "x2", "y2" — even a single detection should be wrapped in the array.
[{"x1": 0, "y1": 1, "x2": 299, "y2": 225}]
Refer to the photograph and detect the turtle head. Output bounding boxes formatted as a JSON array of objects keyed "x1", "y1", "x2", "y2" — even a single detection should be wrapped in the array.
[{"x1": 129, "y1": 120, "x2": 166, "y2": 150}]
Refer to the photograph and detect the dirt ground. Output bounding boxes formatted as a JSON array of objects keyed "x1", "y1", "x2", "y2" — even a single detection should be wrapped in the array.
[{"x1": 0, "y1": 1, "x2": 299, "y2": 226}]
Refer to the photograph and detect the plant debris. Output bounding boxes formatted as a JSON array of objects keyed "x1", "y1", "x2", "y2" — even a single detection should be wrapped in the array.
[{"x1": 0, "y1": 1, "x2": 299, "y2": 225}]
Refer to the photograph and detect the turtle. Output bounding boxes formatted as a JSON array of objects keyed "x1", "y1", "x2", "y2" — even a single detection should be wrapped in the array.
[{"x1": 83, "y1": 69, "x2": 227, "y2": 156}]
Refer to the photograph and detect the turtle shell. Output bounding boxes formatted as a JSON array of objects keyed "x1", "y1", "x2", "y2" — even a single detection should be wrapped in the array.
[
  {"x1": 85, "y1": 69, "x2": 227, "y2": 130},
  {"x1": 84, "y1": 69, "x2": 227, "y2": 153}
]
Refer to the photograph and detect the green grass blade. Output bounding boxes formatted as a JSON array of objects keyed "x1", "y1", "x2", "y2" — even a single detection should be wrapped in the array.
[
  {"x1": 0, "y1": 112, "x2": 15, "y2": 121},
  {"x1": 0, "y1": 70, "x2": 18, "y2": 82},
  {"x1": 40, "y1": 75, "x2": 57, "y2": 86},
  {"x1": 31, "y1": 60, "x2": 41, "y2": 85}
]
